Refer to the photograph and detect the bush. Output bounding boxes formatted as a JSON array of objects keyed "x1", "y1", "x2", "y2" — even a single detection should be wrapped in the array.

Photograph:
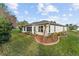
[
  {"x1": 0, "y1": 33, "x2": 11, "y2": 44},
  {"x1": 53, "y1": 32, "x2": 61, "y2": 36},
  {"x1": 12, "y1": 29, "x2": 21, "y2": 33},
  {"x1": 0, "y1": 16, "x2": 13, "y2": 44},
  {"x1": 47, "y1": 32, "x2": 64, "y2": 38},
  {"x1": 23, "y1": 31, "x2": 33, "y2": 35}
]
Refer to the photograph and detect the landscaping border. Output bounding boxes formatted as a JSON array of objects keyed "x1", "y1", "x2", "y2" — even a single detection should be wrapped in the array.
[{"x1": 34, "y1": 36, "x2": 60, "y2": 45}]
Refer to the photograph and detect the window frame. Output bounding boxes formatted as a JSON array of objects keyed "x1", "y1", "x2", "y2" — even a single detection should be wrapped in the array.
[{"x1": 38, "y1": 25, "x2": 43, "y2": 32}]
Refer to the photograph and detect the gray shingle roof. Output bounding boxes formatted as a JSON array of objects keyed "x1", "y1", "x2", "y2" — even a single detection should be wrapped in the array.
[{"x1": 25, "y1": 20, "x2": 66, "y2": 27}]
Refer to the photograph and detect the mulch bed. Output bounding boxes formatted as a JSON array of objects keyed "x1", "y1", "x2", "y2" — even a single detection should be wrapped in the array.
[
  {"x1": 23, "y1": 32, "x2": 67, "y2": 45},
  {"x1": 34, "y1": 34, "x2": 59, "y2": 44}
]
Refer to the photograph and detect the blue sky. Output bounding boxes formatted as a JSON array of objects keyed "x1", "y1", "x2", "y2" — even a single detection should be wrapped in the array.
[{"x1": 6, "y1": 3, "x2": 79, "y2": 25}]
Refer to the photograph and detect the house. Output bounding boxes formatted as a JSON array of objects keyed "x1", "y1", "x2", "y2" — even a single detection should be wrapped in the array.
[{"x1": 22, "y1": 20, "x2": 67, "y2": 36}]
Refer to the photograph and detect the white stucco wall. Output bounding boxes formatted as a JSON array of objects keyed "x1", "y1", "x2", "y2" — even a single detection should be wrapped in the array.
[
  {"x1": 55, "y1": 26, "x2": 64, "y2": 32},
  {"x1": 35, "y1": 25, "x2": 44, "y2": 35},
  {"x1": 64, "y1": 27, "x2": 67, "y2": 31},
  {"x1": 22, "y1": 24, "x2": 67, "y2": 36},
  {"x1": 45, "y1": 24, "x2": 50, "y2": 36},
  {"x1": 34, "y1": 24, "x2": 66, "y2": 36},
  {"x1": 50, "y1": 25, "x2": 55, "y2": 33},
  {"x1": 32, "y1": 26, "x2": 34, "y2": 34},
  {"x1": 22, "y1": 27, "x2": 27, "y2": 32},
  {"x1": 33, "y1": 25, "x2": 50, "y2": 36}
]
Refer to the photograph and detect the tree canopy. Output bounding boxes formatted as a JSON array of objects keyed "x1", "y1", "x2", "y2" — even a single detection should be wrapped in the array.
[
  {"x1": 66, "y1": 24, "x2": 78, "y2": 30},
  {"x1": 17, "y1": 20, "x2": 29, "y2": 27},
  {"x1": 0, "y1": 3, "x2": 6, "y2": 9},
  {"x1": 0, "y1": 3, "x2": 17, "y2": 28}
]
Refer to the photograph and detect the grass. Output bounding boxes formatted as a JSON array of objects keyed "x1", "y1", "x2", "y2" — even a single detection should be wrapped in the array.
[
  {"x1": 39, "y1": 31, "x2": 79, "y2": 56},
  {"x1": 0, "y1": 29, "x2": 79, "y2": 56},
  {"x1": 0, "y1": 29, "x2": 39, "y2": 56}
]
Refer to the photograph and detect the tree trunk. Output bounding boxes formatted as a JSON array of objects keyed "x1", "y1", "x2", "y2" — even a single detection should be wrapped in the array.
[{"x1": 0, "y1": 44, "x2": 3, "y2": 55}]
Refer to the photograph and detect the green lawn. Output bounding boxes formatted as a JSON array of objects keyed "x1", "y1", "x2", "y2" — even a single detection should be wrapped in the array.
[{"x1": 0, "y1": 29, "x2": 79, "y2": 56}]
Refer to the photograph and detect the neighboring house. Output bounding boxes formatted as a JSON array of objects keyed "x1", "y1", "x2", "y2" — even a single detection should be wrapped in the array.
[{"x1": 22, "y1": 20, "x2": 67, "y2": 36}]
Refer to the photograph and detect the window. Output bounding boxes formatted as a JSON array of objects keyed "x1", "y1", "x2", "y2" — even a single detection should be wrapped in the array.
[
  {"x1": 38, "y1": 26, "x2": 43, "y2": 32},
  {"x1": 49, "y1": 25, "x2": 50, "y2": 33},
  {"x1": 27, "y1": 27, "x2": 32, "y2": 32}
]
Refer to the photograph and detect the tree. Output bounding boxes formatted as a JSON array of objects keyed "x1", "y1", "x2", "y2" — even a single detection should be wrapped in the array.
[
  {"x1": 0, "y1": 16, "x2": 13, "y2": 54},
  {"x1": 18, "y1": 20, "x2": 28, "y2": 26},
  {"x1": 17, "y1": 20, "x2": 29, "y2": 30},
  {"x1": 0, "y1": 3, "x2": 17, "y2": 28},
  {"x1": 0, "y1": 3, "x2": 7, "y2": 9},
  {"x1": 73, "y1": 25, "x2": 78, "y2": 30},
  {"x1": 66, "y1": 24, "x2": 78, "y2": 30}
]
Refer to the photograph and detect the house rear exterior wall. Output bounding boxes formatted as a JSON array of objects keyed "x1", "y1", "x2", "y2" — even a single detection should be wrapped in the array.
[
  {"x1": 22, "y1": 27, "x2": 27, "y2": 32},
  {"x1": 35, "y1": 25, "x2": 44, "y2": 35},
  {"x1": 50, "y1": 25, "x2": 55, "y2": 33},
  {"x1": 22, "y1": 24, "x2": 67, "y2": 36},
  {"x1": 32, "y1": 24, "x2": 50, "y2": 36},
  {"x1": 45, "y1": 24, "x2": 50, "y2": 36},
  {"x1": 50, "y1": 25, "x2": 67, "y2": 33},
  {"x1": 64, "y1": 27, "x2": 67, "y2": 31},
  {"x1": 32, "y1": 26, "x2": 34, "y2": 34},
  {"x1": 55, "y1": 26, "x2": 63, "y2": 32},
  {"x1": 32, "y1": 25, "x2": 43, "y2": 35},
  {"x1": 50, "y1": 25, "x2": 64, "y2": 33}
]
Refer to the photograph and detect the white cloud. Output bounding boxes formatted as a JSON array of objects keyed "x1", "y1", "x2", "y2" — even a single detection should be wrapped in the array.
[
  {"x1": 14, "y1": 10, "x2": 18, "y2": 14},
  {"x1": 25, "y1": 11, "x2": 29, "y2": 15},
  {"x1": 8, "y1": 3, "x2": 18, "y2": 10},
  {"x1": 50, "y1": 16, "x2": 59, "y2": 21},
  {"x1": 72, "y1": 3, "x2": 79, "y2": 10},
  {"x1": 39, "y1": 16, "x2": 58, "y2": 21},
  {"x1": 41, "y1": 13, "x2": 47, "y2": 15},
  {"x1": 69, "y1": 8, "x2": 73, "y2": 11},
  {"x1": 38, "y1": 3, "x2": 44, "y2": 12},
  {"x1": 62, "y1": 17, "x2": 68, "y2": 21},
  {"x1": 38, "y1": 15, "x2": 69, "y2": 25},
  {"x1": 46, "y1": 5, "x2": 59, "y2": 13},
  {"x1": 40, "y1": 16, "x2": 61, "y2": 23},
  {"x1": 37, "y1": 3, "x2": 59, "y2": 15},
  {"x1": 62, "y1": 14, "x2": 66, "y2": 17},
  {"x1": 69, "y1": 13, "x2": 72, "y2": 16},
  {"x1": 50, "y1": 16, "x2": 69, "y2": 24},
  {"x1": 62, "y1": 13, "x2": 72, "y2": 17},
  {"x1": 7, "y1": 3, "x2": 19, "y2": 15}
]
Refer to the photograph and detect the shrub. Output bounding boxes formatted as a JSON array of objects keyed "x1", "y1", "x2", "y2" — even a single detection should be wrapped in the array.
[
  {"x1": 23, "y1": 31, "x2": 33, "y2": 36},
  {"x1": 12, "y1": 29, "x2": 21, "y2": 33},
  {"x1": 0, "y1": 16, "x2": 13, "y2": 44}
]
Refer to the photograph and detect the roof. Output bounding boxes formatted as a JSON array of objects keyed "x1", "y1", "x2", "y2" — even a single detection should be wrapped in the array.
[{"x1": 24, "y1": 20, "x2": 66, "y2": 27}]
